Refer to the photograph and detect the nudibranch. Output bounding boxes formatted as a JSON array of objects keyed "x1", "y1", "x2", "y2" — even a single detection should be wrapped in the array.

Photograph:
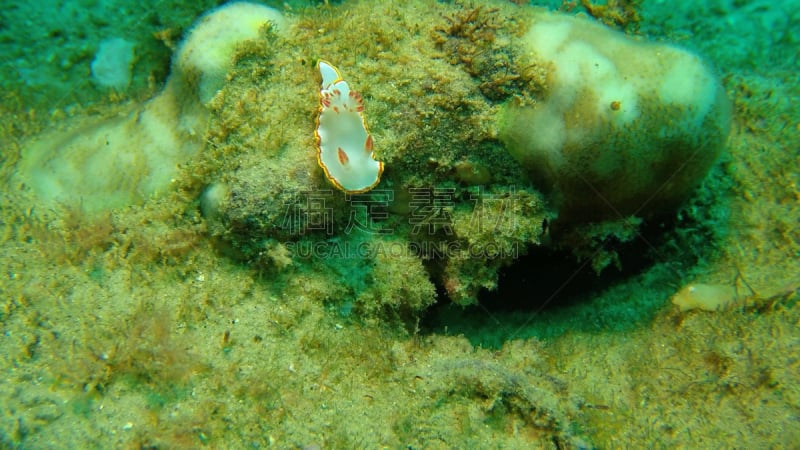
[{"x1": 315, "y1": 60, "x2": 383, "y2": 193}]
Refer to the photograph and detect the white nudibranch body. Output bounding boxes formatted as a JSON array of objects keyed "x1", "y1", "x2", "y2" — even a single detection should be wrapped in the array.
[{"x1": 315, "y1": 60, "x2": 383, "y2": 193}]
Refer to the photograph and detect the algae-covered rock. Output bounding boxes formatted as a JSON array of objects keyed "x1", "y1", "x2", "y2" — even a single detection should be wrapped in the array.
[
  {"x1": 10, "y1": 0, "x2": 730, "y2": 314},
  {"x1": 202, "y1": 1, "x2": 550, "y2": 308},
  {"x1": 203, "y1": 2, "x2": 735, "y2": 309}
]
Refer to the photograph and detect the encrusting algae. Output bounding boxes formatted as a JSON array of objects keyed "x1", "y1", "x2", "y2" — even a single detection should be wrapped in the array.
[{"x1": 0, "y1": 0, "x2": 798, "y2": 448}]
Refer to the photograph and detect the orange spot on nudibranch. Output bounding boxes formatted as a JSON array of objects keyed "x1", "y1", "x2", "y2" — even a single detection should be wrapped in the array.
[
  {"x1": 365, "y1": 135, "x2": 373, "y2": 152},
  {"x1": 337, "y1": 147, "x2": 349, "y2": 165}
]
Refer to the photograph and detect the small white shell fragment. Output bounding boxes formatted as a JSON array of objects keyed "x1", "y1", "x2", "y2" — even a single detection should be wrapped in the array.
[
  {"x1": 315, "y1": 60, "x2": 383, "y2": 193},
  {"x1": 671, "y1": 283, "x2": 738, "y2": 312}
]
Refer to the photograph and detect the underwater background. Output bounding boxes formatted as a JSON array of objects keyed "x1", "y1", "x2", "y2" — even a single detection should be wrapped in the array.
[{"x1": 1, "y1": 0, "x2": 798, "y2": 448}]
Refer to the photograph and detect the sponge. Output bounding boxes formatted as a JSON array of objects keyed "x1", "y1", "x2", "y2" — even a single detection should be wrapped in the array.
[
  {"x1": 498, "y1": 12, "x2": 731, "y2": 223},
  {"x1": 13, "y1": 2, "x2": 288, "y2": 214},
  {"x1": 173, "y1": 1, "x2": 288, "y2": 104},
  {"x1": 90, "y1": 37, "x2": 135, "y2": 90}
]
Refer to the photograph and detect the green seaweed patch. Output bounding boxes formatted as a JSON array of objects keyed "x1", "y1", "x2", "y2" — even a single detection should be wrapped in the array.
[
  {"x1": 51, "y1": 302, "x2": 203, "y2": 396},
  {"x1": 431, "y1": 2, "x2": 547, "y2": 103},
  {"x1": 576, "y1": 0, "x2": 643, "y2": 33}
]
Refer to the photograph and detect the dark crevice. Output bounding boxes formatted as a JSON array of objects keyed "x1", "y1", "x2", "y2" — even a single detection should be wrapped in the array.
[{"x1": 419, "y1": 216, "x2": 688, "y2": 344}]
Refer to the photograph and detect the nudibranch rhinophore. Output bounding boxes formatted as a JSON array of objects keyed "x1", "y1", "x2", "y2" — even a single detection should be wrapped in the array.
[{"x1": 315, "y1": 60, "x2": 383, "y2": 193}]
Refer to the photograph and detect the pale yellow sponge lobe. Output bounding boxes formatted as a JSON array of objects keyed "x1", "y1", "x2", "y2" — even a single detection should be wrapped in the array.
[
  {"x1": 657, "y1": 51, "x2": 720, "y2": 124},
  {"x1": 499, "y1": 12, "x2": 731, "y2": 222},
  {"x1": 174, "y1": 1, "x2": 288, "y2": 104}
]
